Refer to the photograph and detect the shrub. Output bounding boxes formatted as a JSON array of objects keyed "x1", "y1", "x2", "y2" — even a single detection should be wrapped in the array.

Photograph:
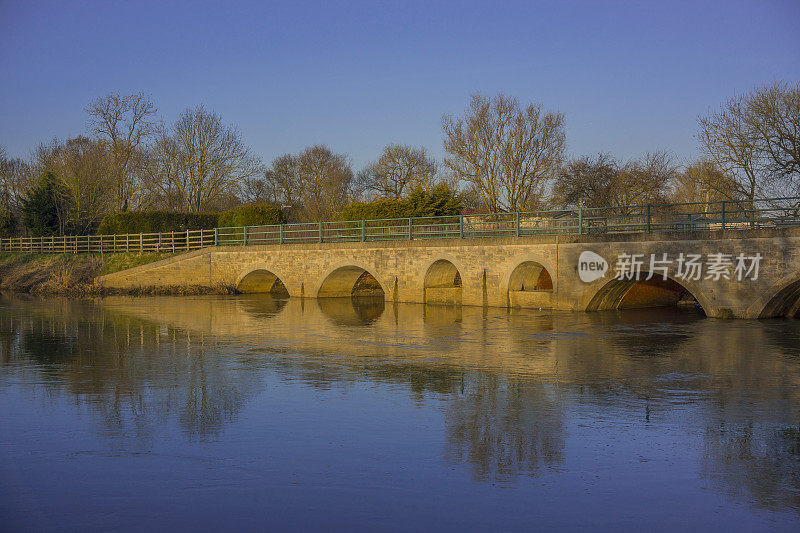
[
  {"x1": 341, "y1": 184, "x2": 463, "y2": 221},
  {"x1": 97, "y1": 212, "x2": 219, "y2": 235},
  {"x1": 218, "y1": 204, "x2": 286, "y2": 227}
]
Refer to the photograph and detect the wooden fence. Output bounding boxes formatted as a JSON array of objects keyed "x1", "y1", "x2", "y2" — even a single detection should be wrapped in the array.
[{"x1": 0, "y1": 229, "x2": 216, "y2": 254}]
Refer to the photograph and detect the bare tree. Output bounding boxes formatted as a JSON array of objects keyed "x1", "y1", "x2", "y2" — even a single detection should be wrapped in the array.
[
  {"x1": 296, "y1": 145, "x2": 352, "y2": 221},
  {"x1": 265, "y1": 154, "x2": 302, "y2": 207},
  {"x1": 44, "y1": 137, "x2": 114, "y2": 234},
  {"x1": 20, "y1": 137, "x2": 115, "y2": 234},
  {"x1": 698, "y1": 81, "x2": 800, "y2": 202},
  {"x1": 671, "y1": 159, "x2": 742, "y2": 207},
  {"x1": 148, "y1": 106, "x2": 262, "y2": 212},
  {"x1": 615, "y1": 151, "x2": 676, "y2": 207},
  {"x1": 0, "y1": 146, "x2": 35, "y2": 213},
  {"x1": 746, "y1": 81, "x2": 799, "y2": 182},
  {"x1": 443, "y1": 93, "x2": 565, "y2": 212},
  {"x1": 364, "y1": 144, "x2": 437, "y2": 199},
  {"x1": 240, "y1": 175, "x2": 273, "y2": 205},
  {"x1": 552, "y1": 151, "x2": 675, "y2": 209},
  {"x1": 551, "y1": 153, "x2": 618, "y2": 209},
  {"x1": 86, "y1": 92, "x2": 158, "y2": 211}
]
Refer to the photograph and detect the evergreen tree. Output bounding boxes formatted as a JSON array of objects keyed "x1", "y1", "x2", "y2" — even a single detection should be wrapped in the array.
[
  {"x1": 0, "y1": 190, "x2": 17, "y2": 238},
  {"x1": 20, "y1": 172, "x2": 73, "y2": 236}
]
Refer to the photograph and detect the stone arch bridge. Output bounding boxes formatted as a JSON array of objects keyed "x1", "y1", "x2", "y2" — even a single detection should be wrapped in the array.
[{"x1": 98, "y1": 228, "x2": 800, "y2": 319}]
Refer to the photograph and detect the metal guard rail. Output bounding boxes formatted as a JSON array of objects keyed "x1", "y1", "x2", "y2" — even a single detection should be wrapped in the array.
[{"x1": 2, "y1": 197, "x2": 799, "y2": 254}]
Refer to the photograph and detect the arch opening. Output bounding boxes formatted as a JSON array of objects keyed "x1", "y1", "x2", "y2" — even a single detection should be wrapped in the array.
[
  {"x1": 237, "y1": 269, "x2": 290, "y2": 297},
  {"x1": 424, "y1": 259, "x2": 462, "y2": 305},
  {"x1": 587, "y1": 273, "x2": 705, "y2": 315},
  {"x1": 508, "y1": 261, "x2": 553, "y2": 309},
  {"x1": 318, "y1": 266, "x2": 385, "y2": 299},
  {"x1": 759, "y1": 278, "x2": 800, "y2": 318}
]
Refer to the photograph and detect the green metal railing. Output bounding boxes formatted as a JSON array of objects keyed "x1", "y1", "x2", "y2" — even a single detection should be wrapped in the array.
[
  {"x1": 2, "y1": 197, "x2": 799, "y2": 254},
  {"x1": 215, "y1": 196, "x2": 800, "y2": 246}
]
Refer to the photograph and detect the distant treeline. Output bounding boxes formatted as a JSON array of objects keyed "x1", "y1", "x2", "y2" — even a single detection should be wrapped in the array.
[{"x1": 0, "y1": 81, "x2": 797, "y2": 237}]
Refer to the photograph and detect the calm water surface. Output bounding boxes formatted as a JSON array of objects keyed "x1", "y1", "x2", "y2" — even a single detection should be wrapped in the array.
[{"x1": 1, "y1": 295, "x2": 799, "y2": 531}]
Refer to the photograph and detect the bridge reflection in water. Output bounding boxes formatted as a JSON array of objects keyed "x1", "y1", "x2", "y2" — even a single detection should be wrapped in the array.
[{"x1": 0, "y1": 294, "x2": 799, "y2": 525}]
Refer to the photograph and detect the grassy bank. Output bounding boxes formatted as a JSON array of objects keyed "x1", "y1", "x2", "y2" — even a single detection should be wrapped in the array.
[{"x1": 0, "y1": 252, "x2": 233, "y2": 296}]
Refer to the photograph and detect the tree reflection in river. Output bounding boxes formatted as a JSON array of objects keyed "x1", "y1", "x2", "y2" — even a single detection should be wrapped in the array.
[
  {"x1": 0, "y1": 297, "x2": 264, "y2": 441},
  {"x1": 702, "y1": 422, "x2": 800, "y2": 512},
  {"x1": 1, "y1": 294, "x2": 800, "y2": 520},
  {"x1": 444, "y1": 374, "x2": 564, "y2": 482}
]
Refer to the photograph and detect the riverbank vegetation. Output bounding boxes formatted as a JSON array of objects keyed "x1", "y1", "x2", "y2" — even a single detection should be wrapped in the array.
[
  {"x1": 0, "y1": 81, "x2": 797, "y2": 241},
  {"x1": 0, "y1": 252, "x2": 233, "y2": 296}
]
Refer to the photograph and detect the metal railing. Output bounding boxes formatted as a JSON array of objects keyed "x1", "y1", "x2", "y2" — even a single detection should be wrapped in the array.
[
  {"x1": 2, "y1": 197, "x2": 799, "y2": 254},
  {"x1": 216, "y1": 196, "x2": 800, "y2": 246}
]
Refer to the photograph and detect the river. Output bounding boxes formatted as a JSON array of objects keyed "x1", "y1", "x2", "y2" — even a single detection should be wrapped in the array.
[{"x1": 1, "y1": 295, "x2": 799, "y2": 531}]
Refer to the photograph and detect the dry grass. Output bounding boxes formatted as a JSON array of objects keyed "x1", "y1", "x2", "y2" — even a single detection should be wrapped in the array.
[{"x1": 0, "y1": 252, "x2": 234, "y2": 297}]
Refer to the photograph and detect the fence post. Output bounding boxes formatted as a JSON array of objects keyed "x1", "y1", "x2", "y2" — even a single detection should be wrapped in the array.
[
  {"x1": 408, "y1": 218, "x2": 413, "y2": 240},
  {"x1": 279, "y1": 224, "x2": 284, "y2": 245},
  {"x1": 242, "y1": 227, "x2": 248, "y2": 246},
  {"x1": 646, "y1": 204, "x2": 652, "y2": 233},
  {"x1": 186, "y1": 230, "x2": 190, "y2": 250},
  {"x1": 721, "y1": 201, "x2": 727, "y2": 230},
  {"x1": 318, "y1": 222, "x2": 323, "y2": 243},
  {"x1": 515, "y1": 211, "x2": 520, "y2": 237},
  {"x1": 578, "y1": 206, "x2": 583, "y2": 235},
  {"x1": 214, "y1": 228, "x2": 218, "y2": 246},
  {"x1": 361, "y1": 219, "x2": 366, "y2": 242},
  {"x1": 459, "y1": 215, "x2": 464, "y2": 238}
]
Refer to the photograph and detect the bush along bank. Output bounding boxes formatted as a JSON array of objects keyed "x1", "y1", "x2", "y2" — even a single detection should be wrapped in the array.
[{"x1": 0, "y1": 252, "x2": 236, "y2": 296}]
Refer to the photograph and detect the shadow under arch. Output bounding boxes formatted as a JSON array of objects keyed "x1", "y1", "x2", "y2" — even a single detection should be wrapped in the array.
[
  {"x1": 507, "y1": 261, "x2": 553, "y2": 309},
  {"x1": 757, "y1": 276, "x2": 800, "y2": 318},
  {"x1": 424, "y1": 259, "x2": 462, "y2": 305},
  {"x1": 586, "y1": 273, "x2": 707, "y2": 315},
  {"x1": 317, "y1": 265, "x2": 386, "y2": 299},
  {"x1": 318, "y1": 296, "x2": 385, "y2": 326},
  {"x1": 236, "y1": 269, "x2": 290, "y2": 297}
]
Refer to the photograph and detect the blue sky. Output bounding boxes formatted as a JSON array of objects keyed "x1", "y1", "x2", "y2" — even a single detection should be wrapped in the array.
[{"x1": 1, "y1": 0, "x2": 798, "y2": 170}]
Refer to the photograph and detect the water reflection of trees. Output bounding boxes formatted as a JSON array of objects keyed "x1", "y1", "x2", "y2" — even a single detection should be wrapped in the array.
[
  {"x1": 444, "y1": 374, "x2": 564, "y2": 482},
  {"x1": 0, "y1": 296, "x2": 261, "y2": 441},
  {"x1": 702, "y1": 422, "x2": 800, "y2": 512},
  {"x1": 2, "y1": 295, "x2": 800, "y2": 512}
]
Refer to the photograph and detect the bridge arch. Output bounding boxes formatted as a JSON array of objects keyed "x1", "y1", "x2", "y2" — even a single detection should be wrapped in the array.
[
  {"x1": 504, "y1": 257, "x2": 555, "y2": 309},
  {"x1": 751, "y1": 269, "x2": 800, "y2": 318},
  {"x1": 316, "y1": 261, "x2": 387, "y2": 299},
  {"x1": 583, "y1": 273, "x2": 709, "y2": 315},
  {"x1": 423, "y1": 258, "x2": 463, "y2": 305},
  {"x1": 236, "y1": 266, "x2": 290, "y2": 296}
]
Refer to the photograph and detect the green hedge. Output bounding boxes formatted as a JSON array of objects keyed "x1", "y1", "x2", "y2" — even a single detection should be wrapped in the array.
[
  {"x1": 218, "y1": 204, "x2": 286, "y2": 227},
  {"x1": 97, "y1": 212, "x2": 220, "y2": 235},
  {"x1": 341, "y1": 185, "x2": 463, "y2": 221}
]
